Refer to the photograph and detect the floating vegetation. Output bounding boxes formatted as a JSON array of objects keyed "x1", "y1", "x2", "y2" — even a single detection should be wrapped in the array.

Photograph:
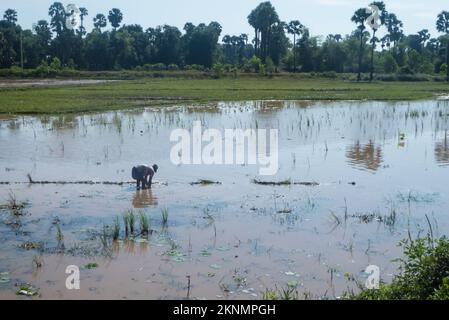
[
  {"x1": 19, "y1": 242, "x2": 43, "y2": 251},
  {"x1": 0, "y1": 192, "x2": 28, "y2": 216},
  {"x1": 16, "y1": 283, "x2": 39, "y2": 297},
  {"x1": 252, "y1": 179, "x2": 319, "y2": 186},
  {"x1": 0, "y1": 272, "x2": 11, "y2": 284},
  {"x1": 190, "y1": 179, "x2": 222, "y2": 186},
  {"x1": 397, "y1": 191, "x2": 439, "y2": 204},
  {"x1": 84, "y1": 263, "x2": 99, "y2": 269}
]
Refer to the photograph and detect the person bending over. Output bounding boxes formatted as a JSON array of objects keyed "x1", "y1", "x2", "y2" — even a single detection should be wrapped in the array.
[{"x1": 132, "y1": 164, "x2": 158, "y2": 190}]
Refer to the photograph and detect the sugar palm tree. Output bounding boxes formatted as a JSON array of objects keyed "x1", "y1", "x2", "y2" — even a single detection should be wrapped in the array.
[{"x1": 436, "y1": 11, "x2": 449, "y2": 82}]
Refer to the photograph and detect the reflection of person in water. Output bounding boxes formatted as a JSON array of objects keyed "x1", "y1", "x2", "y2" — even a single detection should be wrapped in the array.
[
  {"x1": 131, "y1": 164, "x2": 158, "y2": 190},
  {"x1": 132, "y1": 189, "x2": 158, "y2": 208}
]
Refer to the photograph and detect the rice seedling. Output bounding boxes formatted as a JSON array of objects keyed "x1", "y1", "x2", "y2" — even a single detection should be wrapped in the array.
[
  {"x1": 56, "y1": 223, "x2": 64, "y2": 250},
  {"x1": 129, "y1": 210, "x2": 136, "y2": 234},
  {"x1": 139, "y1": 212, "x2": 150, "y2": 236},
  {"x1": 161, "y1": 208, "x2": 169, "y2": 225},
  {"x1": 113, "y1": 216, "x2": 120, "y2": 241},
  {"x1": 123, "y1": 211, "x2": 130, "y2": 237}
]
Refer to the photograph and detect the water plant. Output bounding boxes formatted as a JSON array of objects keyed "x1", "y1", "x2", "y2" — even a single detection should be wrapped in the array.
[
  {"x1": 139, "y1": 212, "x2": 150, "y2": 236},
  {"x1": 161, "y1": 208, "x2": 169, "y2": 225},
  {"x1": 112, "y1": 216, "x2": 120, "y2": 241}
]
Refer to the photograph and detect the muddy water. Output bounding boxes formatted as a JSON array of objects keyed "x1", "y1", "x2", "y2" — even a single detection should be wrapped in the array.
[{"x1": 0, "y1": 100, "x2": 449, "y2": 300}]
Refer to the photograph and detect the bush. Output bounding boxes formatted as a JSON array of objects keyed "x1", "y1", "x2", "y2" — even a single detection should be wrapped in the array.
[
  {"x1": 167, "y1": 64, "x2": 179, "y2": 71},
  {"x1": 242, "y1": 55, "x2": 262, "y2": 73},
  {"x1": 212, "y1": 63, "x2": 224, "y2": 79},
  {"x1": 349, "y1": 237, "x2": 449, "y2": 300},
  {"x1": 142, "y1": 63, "x2": 166, "y2": 71},
  {"x1": 185, "y1": 64, "x2": 205, "y2": 71},
  {"x1": 50, "y1": 57, "x2": 62, "y2": 71}
]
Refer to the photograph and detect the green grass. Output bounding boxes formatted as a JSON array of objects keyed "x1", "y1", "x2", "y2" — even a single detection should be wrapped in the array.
[{"x1": 1, "y1": 76, "x2": 448, "y2": 114}]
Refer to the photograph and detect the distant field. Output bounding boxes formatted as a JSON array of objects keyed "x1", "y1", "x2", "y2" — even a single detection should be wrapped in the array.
[{"x1": 0, "y1": 76, "x2": 448, "y2": 114}]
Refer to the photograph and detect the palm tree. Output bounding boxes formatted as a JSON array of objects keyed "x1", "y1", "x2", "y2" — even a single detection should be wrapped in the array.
[
  {"x1": 3, "y1": 9, "x2": 17, "y2": 25},
  {"x1": 286, "y1": 20, "x2": 303, "y2": 72},
  {"x1": 108, "y1": 8, "x2": 123, "y2": 31},
  {"x1": 352, "y1": 8, "x2": 371, "y2": 81},
  {"x1": 93, "y1": 14, "x2": 107, "y2": 32},
  {"x1": 48, "y1": 2, "x2": 66, "y2": 35},
  {"x1": 385, "y1": 13, "x2": 403, "y2": 48},
  {"x1": 436, "y1": 11, "x2": 449, "y2": 82},
  {"x1": 367, "y1": 2, "x2": 387, "y2": 81},
  {"x1": 79, "y1": 7, "x2": 88, "y2": 36}
]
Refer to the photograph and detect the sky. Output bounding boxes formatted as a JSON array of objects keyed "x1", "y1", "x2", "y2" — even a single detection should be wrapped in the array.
[{"x1": 1, "y1": 0, "x2": 448, "y2": 40}]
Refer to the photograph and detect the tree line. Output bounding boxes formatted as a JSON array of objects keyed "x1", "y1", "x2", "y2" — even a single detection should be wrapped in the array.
[{"x1": 0, "y1": 1, "x2": 448, "y2": 81}]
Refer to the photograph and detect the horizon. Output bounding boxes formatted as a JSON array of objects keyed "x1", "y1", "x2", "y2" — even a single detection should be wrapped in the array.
[{"x1": 1, "y1": 0, "x2": 448, "y2": 41}]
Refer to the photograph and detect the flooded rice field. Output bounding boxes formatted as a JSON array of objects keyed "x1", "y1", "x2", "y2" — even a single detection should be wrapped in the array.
[{"x1": 0, "y1": 100, "x2": 449, "y2": 299}]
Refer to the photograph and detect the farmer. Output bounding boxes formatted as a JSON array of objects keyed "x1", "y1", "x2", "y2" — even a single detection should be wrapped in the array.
[{"x1": 132, "y1": 164, "x2": 158, "y2": 190}]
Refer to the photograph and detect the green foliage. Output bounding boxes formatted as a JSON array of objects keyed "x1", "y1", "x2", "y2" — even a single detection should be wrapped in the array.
[
  {"x1": 49, "y1": 57, "x2": 62, "y2": 71},
  {"x1": 350, "y1": 237, "x2": 449, "y2": 300},
  {"x1": 212, "y1": 63, "x2": 224, "y2": 78},
  {"x1": 383, "y1": 53, "x2": 399, "y2": 73}
]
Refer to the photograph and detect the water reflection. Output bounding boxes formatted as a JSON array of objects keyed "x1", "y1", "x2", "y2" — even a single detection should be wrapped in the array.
[
  {"x1": 346, "y1": 141, "x2": 384, "y2": 172},
  {"x1": 435, "y1": 134, "x2": 449, "y2": 167},
  {"x1": 132, "y1": 189, "x2": 158, "y2": 208}
]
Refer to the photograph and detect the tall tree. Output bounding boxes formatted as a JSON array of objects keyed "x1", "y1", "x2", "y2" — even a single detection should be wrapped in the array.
[
  {"x1": 367, "y1": 2, "x2": 387, "y2": 81},
  {"x1": 436, "y1": 11, "x2": 449, "y2": 82},
  {"x1": 286, "y1": 20, "x2": 303, "y2": 72},
  {"x1": 93, "y1": 14, "x2": 107, "y2": 32},
  {"x1": 3, "y1": 9, "x2": 17, "y2": 25},
  {"x1": 108, "y1": 8, "x2": 123, "y2": 31},
  {"x1": 351, "y1": 8, "x2": 370, "y2": 81},
  {"x1": 48, "y1": 2, "x2": 66, "y2": 35},
  {"x1": 247, "y1": 2, "x2": 279, "y2": 62},
  {"x1": 79, "y1": 7, "x2": 88, "y2": 36}
]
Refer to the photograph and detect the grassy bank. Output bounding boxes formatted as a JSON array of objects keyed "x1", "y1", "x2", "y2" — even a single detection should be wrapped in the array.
[{"x1": 1, "y1": 76, "x2": 449, "y2": 114}]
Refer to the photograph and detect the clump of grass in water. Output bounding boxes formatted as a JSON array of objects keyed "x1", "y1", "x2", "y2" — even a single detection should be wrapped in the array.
[
  {"x1": 161, "y1": 208, "x2": 169, "y2": 225},
  {"x1": 139, "y1": 212, "x2": 150, "y2": 236},
  {"x1": 128, "y1": 210, "x2": 135, "y2": 234},
  {"x1": 0, "y1": 192, "x2": 28, "y2": 216},
  {"x1": 112, "y1": 216, "x2": 120, "y2": 241},
  {"x1": 99, "y1": 225, "x2": 112, "y2": 257},
  {"x1": 262, "y1": 285, "x2": 300, "y2": 300},
  {"x1": 123, "y1": 211, "x2": 130, "y2": 237},
  {"x1": 56, "y1": 223, "x2": 65, "y2": 250}
]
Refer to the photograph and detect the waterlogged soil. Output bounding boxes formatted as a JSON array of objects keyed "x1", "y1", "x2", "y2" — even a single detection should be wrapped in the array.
[{"x1": 0, "y1": 100, "x2": 449, "y2": 300}]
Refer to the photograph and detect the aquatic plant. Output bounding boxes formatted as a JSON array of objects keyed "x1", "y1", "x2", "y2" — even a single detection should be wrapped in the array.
[
  {"x1": 56, "y1": 223, "x2": 64, "y2": 249},
  {"x1": 139, "y1": 212, "x2": 150, "y2": 236},
  {"x1": 161, "y1": 208, "x2": 169, "y2": 225},
  {"x1": 348, "y1": 237, "x2": 449, "y2": 300},
  {"x1": 112, "y1": 216, "x2": 120, "y2": 241},
  {"x1": 123, "y1": 211, "x2": 130, "y2": 237},
  {"x1": 128, "y1": 210, "x2": 136, "y2": 234}
]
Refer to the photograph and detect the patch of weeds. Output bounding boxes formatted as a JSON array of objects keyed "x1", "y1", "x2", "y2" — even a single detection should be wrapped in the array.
[
  {"x1": 32, "y1": 256, "x2": 43, "y2": 270},
  {"x1": 84, "y1": 263, "x2": 99, "y2": 270},
  {"x1": 16, "y1": 283, "x2": 39, "y2": 297},
  {"x1": 19, "y1": 241, "x2": 43, "y2": 251},
  {"x1": 262, "y1": 285, "x2": 299, "y2": 300},
  {"x1": 0, "y1": 192, "x2": 29, "y2": 216},
  {"x1": 397, "y1": 191, "x2": 438, "y2": 204},
  {"x1": 190, "y1": 179, "x2": 222, "y2": 186},
  {"x1": 348, "y1": 237, "x2": 449, "y2": 300}
]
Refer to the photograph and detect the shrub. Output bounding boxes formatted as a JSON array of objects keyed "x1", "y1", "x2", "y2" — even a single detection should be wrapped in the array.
[
  {"x1": 167, "y1": 64, "x2": 179, "y2": 71},
  {"x1": 212, "y1": 63, "x2": 224, "y2": 79},
  {"x1": 349, "y1": 237, "x2": 449, "y2": 300},
  {"x1": 50, "y1": 57, "x2": 62, "y2": 71}
]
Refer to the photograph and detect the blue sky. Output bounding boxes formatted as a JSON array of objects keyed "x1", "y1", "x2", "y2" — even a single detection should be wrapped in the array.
[{"x1": 1, "y1": 0, "x2": 448, "y2": 40}]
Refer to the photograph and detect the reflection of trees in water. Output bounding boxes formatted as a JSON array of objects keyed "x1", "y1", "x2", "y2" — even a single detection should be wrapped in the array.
[
  {"x1": 132, "y1": 189, "x2": 158, "y2": 208},
  {"x1": 435, "y1": 134, "x2": 449, "y2": 166},
  {"x1": 346, "y1": 140, "x2": 383, "y2": 172}
]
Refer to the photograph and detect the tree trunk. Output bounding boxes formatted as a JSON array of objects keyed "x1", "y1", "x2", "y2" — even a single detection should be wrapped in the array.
[
  {"x1": 447, "y1": 41, "x2": 449, "y2": 83},
  {"x1": 293, "y1": 34, "x2": 296, "y2": 73},
  {"x1": 370, "y1": 29, "x2": 377, "y2": 82},
  {"x1": 358, "y1": 32, "x2": 363, "y2": 81}
]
